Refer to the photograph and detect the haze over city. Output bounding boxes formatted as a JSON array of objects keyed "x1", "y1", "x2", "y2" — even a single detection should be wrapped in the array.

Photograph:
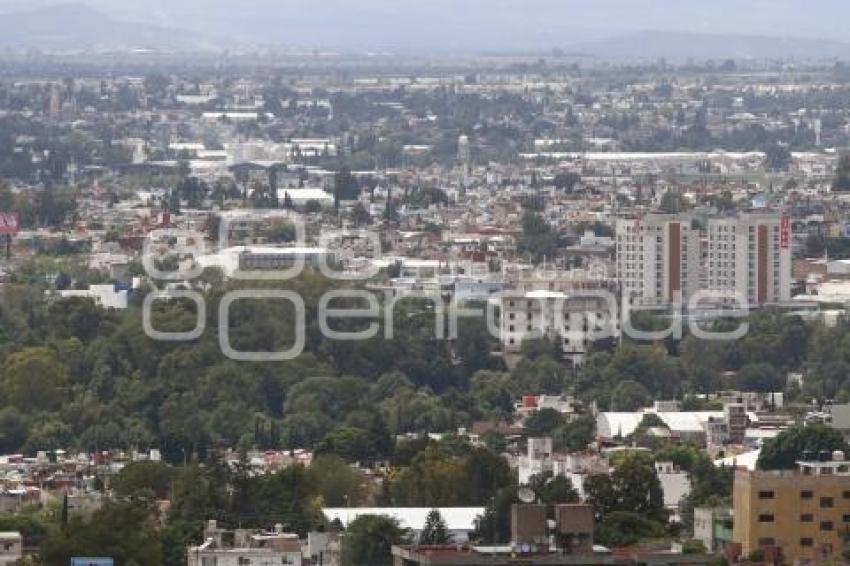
[{"x1": 1, "y1": 0, "x2": 850, "y2": 53}]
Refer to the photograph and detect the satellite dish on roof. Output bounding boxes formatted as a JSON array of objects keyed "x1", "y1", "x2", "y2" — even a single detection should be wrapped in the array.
[{"x1": 518, "y1": 487, "x2": 536, "y2": 503}]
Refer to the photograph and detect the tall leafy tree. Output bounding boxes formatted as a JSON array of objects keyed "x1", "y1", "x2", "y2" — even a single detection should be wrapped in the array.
[
  {"x1": 524, "y1": 408, "x2": 564, "y2": 437},
  {"x1": 529, "y1": 473, "x2": 579, "y2": 504},
  {"x1": 584, "y1": 453, "x2": 665, "y2": 522},
  {"x1": 341, "y1": 515, "x2": 408, "y2": 566},
  {"x1": 517, "y1": 211, "x2": 558, "y2": 264},
  {"x1": 420, "y1": 509, "x2": 452, "y2": 545}
]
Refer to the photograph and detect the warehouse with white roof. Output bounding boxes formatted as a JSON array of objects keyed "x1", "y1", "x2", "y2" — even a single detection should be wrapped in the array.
[
  {"x1": 597, "y1": 411, "x2": 725, "y2": 443},
  {"x1": 322, "y1": 507, "x2": 484, "y2": 542}
]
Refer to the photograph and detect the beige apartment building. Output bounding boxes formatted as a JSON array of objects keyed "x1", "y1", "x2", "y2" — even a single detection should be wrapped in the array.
[{"x1": 733, "y1": 453, "x2": 850, "y2": 563}]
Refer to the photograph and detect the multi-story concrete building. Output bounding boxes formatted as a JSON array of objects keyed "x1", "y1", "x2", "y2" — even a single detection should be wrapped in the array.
[
  {"x1": 827, "y1": 403, "x2": 850, "y2": 441},
  {"x1": 500, "y1": 289, "x2": 618, "y2": 366},
  {"x1": 517, "y1": 436, "x2": 609, "y2": 497},
  {"x1": 518, "y1": 437, "x2": 554, "y2": 484},
  {"x1": 724, "y1": 403, "x2": 748, "y2": 444},
  {"x1": 655, "y1": 461, "x2": 692, "y2": 520},
  {"x1": 704, "y1": 416, "x2": 730, "y2": 453},
  {"x1": 707, "y1": 212, "x2": 792, "y2": 305},
  {"x1": 705, "y1": 403, "x2": 748, "y2": 454},
  {"x1": 732, "y1": 452, "x2": 850, "y2": 562},
  {"x1": 511, "y1": 503, "x2": 594, "y2": 553},
  {"x1": 187, "y1": 521, "x2": 303, "y2": 566},
  {"x1": 693, "y1": 507, "x2": 734, "y2": 554},
  {"x1": 615, "y1": 214, "x2": 701, "y2": 306}
]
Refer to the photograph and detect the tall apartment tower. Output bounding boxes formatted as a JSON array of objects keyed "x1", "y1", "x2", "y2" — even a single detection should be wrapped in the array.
[
  {"x1": 615, "y1": 214, "x2": 701, "y2": 305},
  {"x1": 707, "y1": 212, "x2": 791, "y2": 305},
  {"x1": 457, "y1": 135, "x2": 471, "y2": 165}
]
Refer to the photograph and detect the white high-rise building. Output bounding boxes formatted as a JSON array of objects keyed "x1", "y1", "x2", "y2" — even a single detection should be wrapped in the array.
[
  {"x1": 457, "y1": 134, "x2": 471, "y2": 165},
  {"x1": 707, "y1": 212, "x2": 791, "y2": 305},
  {"x1": 615, "y1": 214, "x2": 701, "y2": 306}
]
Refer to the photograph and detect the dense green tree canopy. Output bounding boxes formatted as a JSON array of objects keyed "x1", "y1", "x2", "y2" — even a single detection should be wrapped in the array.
[
  {"x1": 757, "y1": 425, "x2": 850, "y2": 470},
  {"x1": 40, "y1": 501, "x2": 162, "y2": 566}
]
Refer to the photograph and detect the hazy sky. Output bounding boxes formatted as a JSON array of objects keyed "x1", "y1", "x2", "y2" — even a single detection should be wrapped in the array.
[{"x1": 0, "y1": 0, "x2": 847, "y2": 50}]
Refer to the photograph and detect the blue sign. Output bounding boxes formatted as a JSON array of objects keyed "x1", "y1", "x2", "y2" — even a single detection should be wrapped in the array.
[{"x1": 70, "y1": 559, "x2": 114, "y2": 566}]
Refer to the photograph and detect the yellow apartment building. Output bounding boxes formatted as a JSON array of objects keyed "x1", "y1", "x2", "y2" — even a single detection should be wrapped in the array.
[{"x1": 733, "y1": 451, "x2": 850, "y2": 563}]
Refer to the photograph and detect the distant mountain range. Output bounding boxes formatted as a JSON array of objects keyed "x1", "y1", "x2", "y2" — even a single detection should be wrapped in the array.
[
  {"x1": 4, "y1": 3, "x2": 850, "y2": 60},
  {"x1": 567, "y1": 31, "x2": 850, "y2": 61},
  {"x1": 0, "y1": 3, "x2": 219, "y2": 52}
]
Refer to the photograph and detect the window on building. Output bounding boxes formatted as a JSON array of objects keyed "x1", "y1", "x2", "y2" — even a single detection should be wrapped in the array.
[
  {"x1": 758, "y1": 514, "x2": 775, "y2": 523},
  {"x1": 801, "y1": 490, "x2": 814, "y2": 499},
  {"x1": 758, "y1": 490, "x2": 774, "y2": 499},
  {"x1": 821, "y1": 497, "x2": 834, "y2": 508},
  {"x1": 801, "y1": 514, "x2": 814, "y2": 522},
  {"x1": 821, "y1": 521, "x2": 834, "y2": 532},
  {"x1": 800, "y1": 538, "x2": 814, "y2": 547},
  {"x1": 757, "y1": 538, "x2": 775, "y2": 547}
]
